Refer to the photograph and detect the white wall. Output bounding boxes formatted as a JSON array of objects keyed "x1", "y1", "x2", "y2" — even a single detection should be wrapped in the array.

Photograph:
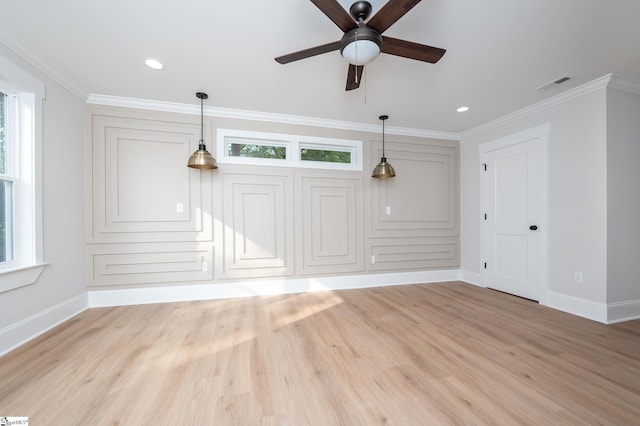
[
  {"x1": 606, "y1": 87, "x2": 640, "y2": 304},
  {"x1": 0, "y1": 45, "x2": 87, "y2": 353},
  {"x1": 461, "y1": 84, "x2": 609, "y2": 307}
]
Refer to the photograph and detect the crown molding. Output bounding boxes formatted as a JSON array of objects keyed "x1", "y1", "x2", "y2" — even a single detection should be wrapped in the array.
[
  {"x1": 86, "y1": 93, "x2": 459, "y2": 141},
  {"x1": 0, "y1": 29, "x2": 88, "y2": 101},
  {"x1": 461, "y1": 74, "x2": 615, "y2": 139},
  {"x1": 608, "y1": 74, "x2": 640, "y2": 95}
]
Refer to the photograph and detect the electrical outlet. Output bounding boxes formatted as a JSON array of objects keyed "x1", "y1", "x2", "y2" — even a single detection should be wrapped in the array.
[
  {"x1": 176, "y1": 202, "x2": 184, "y2": 213},
  {"x1": 371, "y1": 255, "x2": 376, "y2": 264},
  {"x1": 574, "y1": 271, "x2": 583, "y2": 284},
  {"x1": 385, "y1": 206, "x2": 391, "y2": 215},
  {"x1": 202, "y1": 261, "x2": 208, "y2": 272}
]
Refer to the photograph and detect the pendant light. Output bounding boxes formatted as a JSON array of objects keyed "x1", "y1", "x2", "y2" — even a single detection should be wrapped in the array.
[
  {"x1": 372, "y1": 115, "x2": 395, "y2": 178},
  {"x1": 187, "y1": 92, "x2": 217, "y2": 170}
]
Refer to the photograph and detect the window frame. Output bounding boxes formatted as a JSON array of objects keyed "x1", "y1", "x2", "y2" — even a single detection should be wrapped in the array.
[
  {"x1": 217, "y1": 128, "x2": 363, "y2": 171},
  {"x1": 0, "y1": 53, "x2": 46, "y2": 293}
]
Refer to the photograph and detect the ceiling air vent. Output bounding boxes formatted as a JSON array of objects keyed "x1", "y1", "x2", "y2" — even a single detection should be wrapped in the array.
[{"x1": 536, "y1": 74, "x2": 572, "y2": 91}]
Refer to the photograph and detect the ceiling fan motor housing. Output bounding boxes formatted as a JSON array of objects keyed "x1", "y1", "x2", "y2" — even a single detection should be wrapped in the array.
[{"x1": 350, "y1": 1, "x2": 373, "y2": 21}]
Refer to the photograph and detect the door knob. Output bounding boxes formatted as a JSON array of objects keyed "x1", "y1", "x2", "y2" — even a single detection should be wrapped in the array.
[{"x1": 529, "y1": 225, "x2": 538, "y2": 230}]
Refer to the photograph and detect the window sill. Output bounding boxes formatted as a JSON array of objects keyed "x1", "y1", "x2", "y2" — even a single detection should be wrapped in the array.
[{"x1": 0, "y1": 263, "x2": 50, "y2": 293}]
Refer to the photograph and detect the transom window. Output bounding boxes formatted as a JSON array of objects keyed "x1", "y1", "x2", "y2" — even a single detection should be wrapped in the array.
[
  {"x1": 227, "y1": 139, "x2": 287, "y2": 160},
  {"x1": 217, "y1": 129, "x2": 362, "y2": 171}
]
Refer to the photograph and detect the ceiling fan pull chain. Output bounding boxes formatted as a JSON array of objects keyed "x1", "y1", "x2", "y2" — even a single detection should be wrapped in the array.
[{"x1": 362, "y1": 66, "x2": 367, "y2": 104}]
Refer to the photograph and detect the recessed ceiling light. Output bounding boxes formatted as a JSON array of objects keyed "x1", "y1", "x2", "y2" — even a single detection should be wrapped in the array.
[
  {"x1": 456, "y1": 106, "x2": 470, "y2": 113},
  {"x1": 144, "y1": 58, "x2": 164, "y2": 70}
]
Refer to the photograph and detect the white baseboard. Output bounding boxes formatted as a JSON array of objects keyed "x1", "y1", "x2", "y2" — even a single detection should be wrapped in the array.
[
  {"x1": 464, "y1": 275, "x2": 640, "y2": 325},
  {"x1": 545, "y1": 291, "x2": 640, "y2": 324},
  {"x1": 0, "y1": 293, "x2": 88, "y2": 357},
  {"x1": 606, "y1": 298, "x2": 640, "y2": 323},
  {"x1": 545, "y1": 290, "x2": 608, "y2": 323},
  {"x1": 459, "y1": 270, "x2": 484, "y2": 287},
  {"x1": 89, "y1": 270, "x2": 461, "y2": 307}
]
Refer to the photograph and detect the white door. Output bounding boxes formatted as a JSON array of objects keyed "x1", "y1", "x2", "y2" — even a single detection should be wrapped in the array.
[{"x1": 483, "y1": 136, "x2": 543, "y2": 301}]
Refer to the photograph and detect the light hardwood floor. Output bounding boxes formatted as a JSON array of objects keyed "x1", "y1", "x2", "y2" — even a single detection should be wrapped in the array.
[{"x1": 1, "y1": 282, "x2": 640, "y2": 425}]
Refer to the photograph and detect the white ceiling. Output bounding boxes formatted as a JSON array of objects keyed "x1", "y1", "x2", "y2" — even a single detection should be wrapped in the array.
[{"x1": 1, "y1": 0, "x2": 639, "y2": 134}]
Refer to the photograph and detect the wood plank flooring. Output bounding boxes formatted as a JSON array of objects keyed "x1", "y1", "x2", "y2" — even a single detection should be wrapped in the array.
[{"x1": 1, "y1": 281, "x2": 640, "y2": 425}]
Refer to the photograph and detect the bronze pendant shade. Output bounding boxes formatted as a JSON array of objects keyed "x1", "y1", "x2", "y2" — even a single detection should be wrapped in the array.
[
  {"x1": 187, "y1": 92, "x2": 218, "y2": 170},
  {"x1": 372, "y1": 114, "x2": 395, "y2": 178}
]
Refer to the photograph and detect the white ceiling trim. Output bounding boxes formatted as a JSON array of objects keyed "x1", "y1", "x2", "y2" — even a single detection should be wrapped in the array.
[
  {"x1": 0, "y1": 30, "x2": 87, "y2": 101},
  {"x1": 461, "y1": 74, "x2": 614, "y2": 139},
  {"x1": 608, "y1": 74, "x2": 640, "y2": 95},
  {"x1": 87, "y1": 94, "x2": 459, "y2": 141}
]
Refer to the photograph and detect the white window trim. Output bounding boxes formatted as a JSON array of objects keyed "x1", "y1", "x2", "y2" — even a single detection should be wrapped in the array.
[
  {"x1": 0, "y1": 53, "x2": 47, "y2": 293},
  {"x1": 217, "y1": 128, "x2": 363, "y2": 171}
]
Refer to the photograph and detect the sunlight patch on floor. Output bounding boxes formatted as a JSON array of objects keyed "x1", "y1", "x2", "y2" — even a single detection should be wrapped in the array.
[{"x1": 266, "y1": 289, "x2": 344, "y2": 331}]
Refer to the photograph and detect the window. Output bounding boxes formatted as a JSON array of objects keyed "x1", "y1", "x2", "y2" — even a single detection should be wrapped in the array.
[
  {"x1": 300, "y1": 144, "x2": 352, "y2": 164},
  {"x1": 0, "y1": 88, "x2": 37, "y2": 272},
  {"x1": 0, "y1": 53, "x2": 46, "y2": 292},
  {"x1": 228, "y1": 139, "x2": 287, "y2": 160},
  {"x1": 0, "y1": 91, "x2": 14, "y2": 262},
  {"x1": 217, "y1": 129, "x2": 362, "y2": 171}
]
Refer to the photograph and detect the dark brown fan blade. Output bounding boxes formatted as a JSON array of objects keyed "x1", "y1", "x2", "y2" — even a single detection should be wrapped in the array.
[
  {"x1": 382, "y1": 36, "x2": 445, "y2": 63},
  {"x1": 345, "y1": 64, "x2": 364, "y2": 91},
  {"x1": 275, "y1": 41, "x2": 341, "y2": 64},
  {"x1": 310, "y1": 0, "x2": 358, "y2": 32},
  {"x1": 367, "y1": 0, "x2": 421, "y2": 33}
]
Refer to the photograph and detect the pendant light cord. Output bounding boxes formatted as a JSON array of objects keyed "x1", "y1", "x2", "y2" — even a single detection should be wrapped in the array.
[
  {"x1": 199, "y1": 96, "x2": 205, "y2": 149},
  {"x1": 379, "y1": 114, "x2": 388, "y2": 161},
  {"x1": 382, "y1": 117, "x2": 385, "y2": 158}
]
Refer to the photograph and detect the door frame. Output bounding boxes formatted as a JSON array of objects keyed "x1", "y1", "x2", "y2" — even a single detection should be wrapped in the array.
[{"x1": 479, "y1": 124, "x2": 550, "y2": 306}]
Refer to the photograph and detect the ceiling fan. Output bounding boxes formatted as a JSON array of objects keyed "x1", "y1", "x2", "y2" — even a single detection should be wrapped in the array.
[{"x1": 275, "y1": 0, "x2": 446, "y2": 91}]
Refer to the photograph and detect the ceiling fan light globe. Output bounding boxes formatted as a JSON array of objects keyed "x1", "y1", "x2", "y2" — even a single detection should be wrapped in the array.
[
  {"x1": 340, "y1": 27, "x2": 383, "y2": 66},
  {"x1": 342, "y1": 40, "x2": 380, "y2": 66}
]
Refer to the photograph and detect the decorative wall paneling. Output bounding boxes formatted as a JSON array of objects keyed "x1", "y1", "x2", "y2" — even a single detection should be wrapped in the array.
[
  {"x1": 89, "y1": 114, "x2": 213, "y2": 243},
  {"x1": 295, "y1": 173, "x2": 364, "y2": 275},
  {"x1": 219, "y1": 169, "x2": 294, "y2": 279},
  {"x1": 367, "y1": 238, "x2": 459, "y2": 272},
  {"x1": 368, "y1": 139, "x2": 459, "y2": 271},
  {"x1": 370, "y1": 140, "x2": 459, "y2": 238},
  {"x1": 88, "y1": 111, "x2": 215, "y2": 289},
  {"x1": 87, "y1": 243, "x2": 213, "y2": 287},
  {"x1": 87, "y1": 107, "x2": 459, "y2": 290}
]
